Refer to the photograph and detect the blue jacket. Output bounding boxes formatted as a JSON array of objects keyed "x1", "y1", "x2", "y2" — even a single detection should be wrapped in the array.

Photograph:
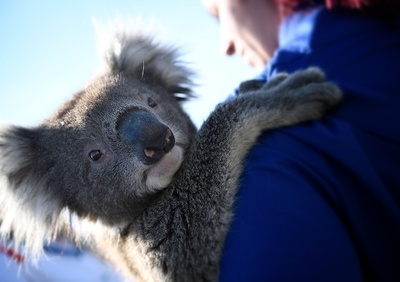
[{"x1": 219, "y1": 7, "x2": 400, "y2": 282}]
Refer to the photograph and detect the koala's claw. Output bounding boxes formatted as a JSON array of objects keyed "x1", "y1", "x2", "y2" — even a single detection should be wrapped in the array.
[
  {"x1": 275, "y1": 68, "x2": 326, "y2": 91},
  {"x1": 263, "y1": 73, "x2": 288, "y2": 90},
  {"x1": 238, "y1": 80, "x2": 265, "y2": 95}
]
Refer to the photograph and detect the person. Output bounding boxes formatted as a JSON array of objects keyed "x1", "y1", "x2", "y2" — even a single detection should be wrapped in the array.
[{"x1": 201, "y1": 0, "x2": 400, "y2": 281}]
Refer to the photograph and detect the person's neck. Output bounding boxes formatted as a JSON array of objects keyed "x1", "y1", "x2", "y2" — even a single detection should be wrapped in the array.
[{"x1": 278, "y1": 6, "x2": 323, "y2": 49}]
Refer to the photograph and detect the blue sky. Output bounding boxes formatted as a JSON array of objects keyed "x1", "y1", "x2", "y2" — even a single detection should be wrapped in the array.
[{"x1": 0, "y1": 0, "x2": 258, "y2": 128}]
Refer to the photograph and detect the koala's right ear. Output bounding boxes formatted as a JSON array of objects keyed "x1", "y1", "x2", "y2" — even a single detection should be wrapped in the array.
[
  {"x1": 99, "y1": 26, "x2": 196, "y2": 101},
  {"x1": 0, "y1": 125, "x2": 64, "y2": 258}
]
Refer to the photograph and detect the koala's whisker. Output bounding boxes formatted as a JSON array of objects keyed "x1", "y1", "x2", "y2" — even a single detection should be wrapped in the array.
[{"x1": 141, "y1": 61, "x2": 145, "y2": 80}]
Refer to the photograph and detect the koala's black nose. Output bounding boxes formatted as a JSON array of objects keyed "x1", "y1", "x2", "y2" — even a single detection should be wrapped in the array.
[{"x1": 118, "y1": 110, "x2": 175, "y2": 165}]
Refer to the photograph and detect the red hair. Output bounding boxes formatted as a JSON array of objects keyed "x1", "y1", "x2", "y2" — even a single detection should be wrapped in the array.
[
  {"x1": 277, "y1": 0, "x2": 400, "y2": 16},
  {"x1": 324, "y1": 0, "x2": 367, "y2": 9}
]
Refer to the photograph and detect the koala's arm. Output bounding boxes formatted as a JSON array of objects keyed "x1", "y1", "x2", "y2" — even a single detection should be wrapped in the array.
[
  {"x1": 184, "y1": 68, "x2": 342, "y2": 204},
  {"x1": 136, "y1": 68, "x2": 342, "y2": 282}
]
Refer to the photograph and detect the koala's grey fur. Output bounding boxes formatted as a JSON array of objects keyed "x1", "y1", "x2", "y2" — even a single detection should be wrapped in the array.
[{"x1": 0, "y1": 29, "x2": 342, "y2": 281}]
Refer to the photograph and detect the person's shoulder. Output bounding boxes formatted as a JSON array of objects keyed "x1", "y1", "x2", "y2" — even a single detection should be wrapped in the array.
[{"x1": 246, "y1": 117, "x2": 355, "y2": 168}]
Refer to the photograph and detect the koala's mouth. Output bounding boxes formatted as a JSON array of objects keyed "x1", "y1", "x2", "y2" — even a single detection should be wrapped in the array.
[{"x1": 144, "y1": 145, "x2": 184, "y2": 189}]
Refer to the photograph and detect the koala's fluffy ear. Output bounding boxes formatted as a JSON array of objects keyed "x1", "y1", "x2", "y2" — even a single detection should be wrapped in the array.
[
  {"x1": 102, "y1": 28, "x2": 195, "y2": 101},
  {"x1": 0, "y1": 125, "x2": 64, "y2": 258}
]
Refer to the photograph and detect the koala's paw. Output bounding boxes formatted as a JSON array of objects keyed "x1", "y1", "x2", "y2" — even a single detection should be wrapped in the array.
[
  {"x1": 276, "y1": 67, "x2": 326, "y2": 90},
  {"x1": 273, "y1": 68, "x2": 343, "y2": 121},
  {"x1": 238, "y1": 67, "x2": 325, "y2": 96},
  {"x1": 237, "y1": 68, "x2": 342, "y2": 125}
]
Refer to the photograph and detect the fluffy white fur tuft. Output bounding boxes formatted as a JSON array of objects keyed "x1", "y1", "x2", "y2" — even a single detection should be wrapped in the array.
[
  {"x1": 0, "y1": 127, "x2": 65, "y2": 259},
  {"x1": 94, "y1": 20, "x2": 195, "y2": 97}
]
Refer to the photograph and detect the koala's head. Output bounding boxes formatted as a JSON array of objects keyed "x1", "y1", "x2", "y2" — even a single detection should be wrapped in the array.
[{"x1": 0, "y1": 31, "x2": 197, "y2": 231}]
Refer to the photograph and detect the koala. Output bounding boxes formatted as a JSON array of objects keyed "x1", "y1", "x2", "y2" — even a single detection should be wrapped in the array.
[{"x1": 0, "y1": 29, "x2": 342, "y2": 282}]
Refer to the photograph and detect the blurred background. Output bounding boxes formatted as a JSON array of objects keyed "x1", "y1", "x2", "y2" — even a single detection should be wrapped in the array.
[{"x1": 0, "y1": 0, "x2": 258, "y2": 128}]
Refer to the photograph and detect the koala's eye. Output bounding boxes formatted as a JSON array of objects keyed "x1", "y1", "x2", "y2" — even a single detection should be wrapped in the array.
[
  {"x1": 147, "y1": 97, "x2": 157, "y2": 108},
  {"x1": 88, "y1": 150, "x2": 102, "y2": 161}
]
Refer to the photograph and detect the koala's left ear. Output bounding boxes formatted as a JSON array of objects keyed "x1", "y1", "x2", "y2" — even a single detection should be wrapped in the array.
[
  {"x1": 103, "y1": 29, "x2": 196, "y2": 101},
  {"x1": 0, "y1": 125, "x2": 64, "y2": 258}
]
